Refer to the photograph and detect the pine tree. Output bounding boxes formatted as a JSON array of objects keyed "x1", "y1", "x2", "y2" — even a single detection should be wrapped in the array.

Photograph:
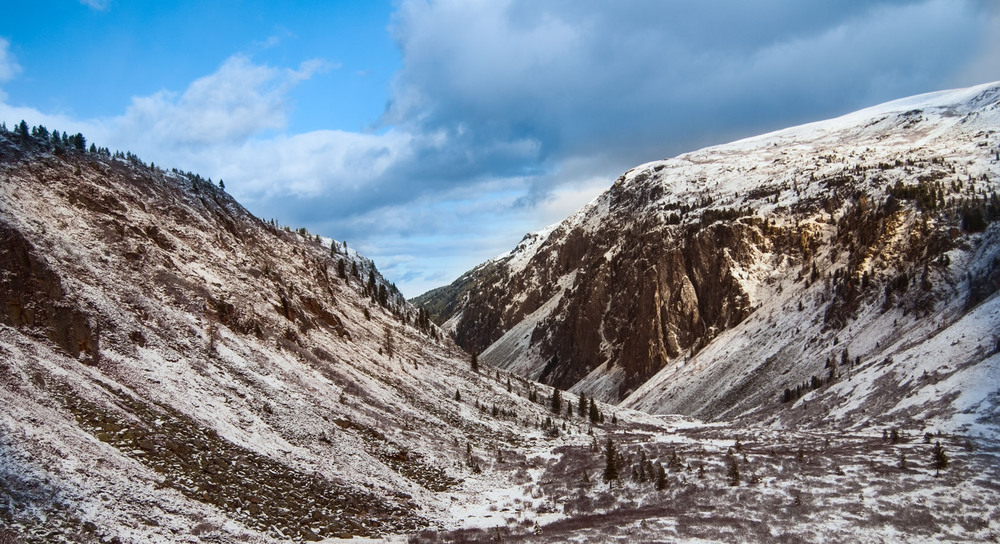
[
  {"x1": 602, "y1": 438, "x2": 619, "y2": 488},
  {"x1": 471, "y1": 351, "x2": 479, "y2": 372},
  {"x1": 578, "y1": 394, "x2": 587, "y2": 417},
  {"x1": 932, "y1": 441, "x2": 949, "y2": 477},
  {"x1": 551, "y1": 388, "x2": 562, "y2": 414},
  {"x1": 71, "y1": 133, "x2": 86, "y2": 151},
  {"x1": 727, "y1": 459, "x2": 741, "y2": 486},
  {"x1": 454, "y1": 389, "x2": 461, "y2": 401},
  {"x1": 668, "y1": 449, "x2": 683, "y2": 471},
  {"x1": 589, "y1": 398, "x2": 599, "y2": 423},
  {"x1": 337, "y1": 259, "x2": 347, "y2": 279},
  {"x1": 655, "y1": 462, "x2": 668, "y2": 490},
  {"x1": 383, "y1": 325, "x2": 394, "y2": 359}
]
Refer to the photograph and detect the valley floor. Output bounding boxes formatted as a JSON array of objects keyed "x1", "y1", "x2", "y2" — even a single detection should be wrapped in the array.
[{"x1": 403, "y1": 415, "x2": 999, "y2": 544}]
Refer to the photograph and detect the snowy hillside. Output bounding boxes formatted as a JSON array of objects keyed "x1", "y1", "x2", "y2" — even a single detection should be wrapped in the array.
[
  {"x1": 417, "y1": 82, "x2": 1000, "y2": 435},
  {"x1": 0, "y1": 129, "x2": 616, "y2": 543},
  {"x1": 3, "y1": 82, "x2": 1000, "y2": 543}
]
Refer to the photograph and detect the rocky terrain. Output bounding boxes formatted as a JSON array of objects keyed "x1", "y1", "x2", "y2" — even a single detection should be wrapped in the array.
[
  {"x1": 1, "y1": 82, "x2": 999, "y2": 544},
  {"x1": 0, "y1": 126, "x2": 604, "y2": 543},
  {"x1": 415, "y1": 82, "x2": 1000, "y2": 432}
]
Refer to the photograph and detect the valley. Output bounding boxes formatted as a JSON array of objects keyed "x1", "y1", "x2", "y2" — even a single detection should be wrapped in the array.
[{"x1": 1, "y1": 82, "x2": 999, "y2": 543}]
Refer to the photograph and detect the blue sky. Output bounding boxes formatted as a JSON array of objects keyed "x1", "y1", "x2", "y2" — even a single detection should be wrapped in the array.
[{"x1": 2, "y1": 1, "x2": 999, "y2": 296}]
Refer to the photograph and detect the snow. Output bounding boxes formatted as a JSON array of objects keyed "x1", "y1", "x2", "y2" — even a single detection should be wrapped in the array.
[{"x1": 2, "y1": 81, "x2": 999, "y2": 543}]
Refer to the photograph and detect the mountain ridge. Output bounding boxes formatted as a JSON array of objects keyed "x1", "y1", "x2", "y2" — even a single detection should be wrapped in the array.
[
  {"x1": 415, "y1": 81, "x2": 1000, "y2": 433},
  {"x1": 0, "y1": 127, "x2": 610, "y2": 542},
  {"x1": 3, "y1": 83, "x2": 1000, "y2": 543}
]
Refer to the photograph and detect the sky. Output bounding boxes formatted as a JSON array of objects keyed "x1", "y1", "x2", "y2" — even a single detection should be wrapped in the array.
[{"x1": 1, "y1": 1, "x2": 999, "y2": 297}]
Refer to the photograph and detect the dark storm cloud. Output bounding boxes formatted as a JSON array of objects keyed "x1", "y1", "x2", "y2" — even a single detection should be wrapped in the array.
[{"x1": 382, "y1": 0, "x2": 995, "y2": 199}]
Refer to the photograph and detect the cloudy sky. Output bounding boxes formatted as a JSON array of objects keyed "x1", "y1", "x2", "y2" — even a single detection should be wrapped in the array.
[{"x1": 2, "y1": 1, "x2": 999, "y2": 296}]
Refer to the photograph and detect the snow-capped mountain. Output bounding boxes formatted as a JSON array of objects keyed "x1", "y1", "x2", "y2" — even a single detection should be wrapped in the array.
[{"x1": 415, "y1": 82, "x2": 1000, "y2": 433}]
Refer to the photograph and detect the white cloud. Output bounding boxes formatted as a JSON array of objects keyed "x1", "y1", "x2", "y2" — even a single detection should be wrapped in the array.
[
  {"x1": 0, "y1": 38, "x2": 21, "y2": 84},
  {"x1": 108, "y1": 55, "x2": 331, "y2": 151}
]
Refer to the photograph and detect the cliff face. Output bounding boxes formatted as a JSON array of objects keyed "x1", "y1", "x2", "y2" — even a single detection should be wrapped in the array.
[
  {"x1": 417, "y1": 82, "x2": 1000, "y2": 413},
  {"x1": 0, "y1": 220, "x2": 99, "y2": 364}
]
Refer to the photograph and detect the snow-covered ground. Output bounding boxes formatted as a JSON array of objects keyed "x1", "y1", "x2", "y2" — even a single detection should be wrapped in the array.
[{"x1": 2, "y1": 81, "x2": 999, "y2": 543}]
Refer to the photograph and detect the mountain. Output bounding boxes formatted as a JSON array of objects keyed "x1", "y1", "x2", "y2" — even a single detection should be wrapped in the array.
[
  {"x1": 3, "y1": 84, "x2": 1000, "y2": 544},
  {"x1": 415, "y1": 82, "x2": 1000, "y2": 430},
  {"x1": 0, "y1": 128, "x2": 597, "y2": 543}
]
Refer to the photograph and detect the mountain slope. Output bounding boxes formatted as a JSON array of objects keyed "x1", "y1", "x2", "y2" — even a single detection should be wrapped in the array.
[
  {"x1": 4, "y1": 92, "x2": 1000, "y2": 544},
  {"x1": 416, "y1": 82, "x2": 1000, "y2": 433},
  {"x1": 0, "y1": 129, "x2": 601, "y2": 543}
]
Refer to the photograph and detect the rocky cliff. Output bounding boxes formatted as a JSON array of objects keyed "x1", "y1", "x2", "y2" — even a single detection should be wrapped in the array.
[{"x1": 416, "y1": 82, "x2": 1000, "y2": 421}]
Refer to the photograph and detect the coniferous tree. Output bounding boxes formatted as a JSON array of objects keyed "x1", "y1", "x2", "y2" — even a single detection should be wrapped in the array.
[
  {"x1": 727, "y1": 459, "x2": 741, "y2": 486},
  {"x1": 589, "y1": 398, "x2": 600, "y2": 423},
  {"x1": 655, "y1": 462, "x2": 668, "y2": 490},
  {"x1": 668, "y1": 448, "x2": 684, "y2": 471},
  {"x1": 383, "y1": 325, "x2": 394, "y2": 359},
  {"x1": 602, "y1": 438, "x2": 619, "y2": 488},
  {"x1": 471, "y1": 351, "x2": 479, "y2": 372},
  {"x1": 337, "y1": 259, "x2": 347, "y2": 279},
  {"x1": 71, "y1": 132, "x2": 86, "y2": 151},
  {"x1": 551, "y1": 388, "x2": 562, "y2": 414},
  {"x1": 578, "y1": 394, "x2": 587, "y2": 417},
  {"x1": 933, "y1": 441, "x2": 949, "y2": 477},
  {"x1": 454, "y1": 389, "x2": 461, "y2": 402}
]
